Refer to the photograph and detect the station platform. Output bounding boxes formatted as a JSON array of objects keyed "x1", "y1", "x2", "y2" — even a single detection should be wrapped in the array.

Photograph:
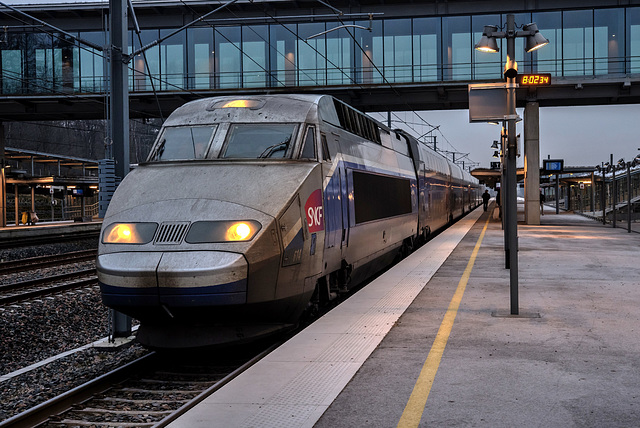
[
  {"x1": 169, "y1": 203, "x2": 640, "y2": 427},
  {"x1": 0, "y1": 219, "x2": 102, "y2": 240},
  {"x1": 0, "y1": 219, "x2": 102, "y2": 248}
]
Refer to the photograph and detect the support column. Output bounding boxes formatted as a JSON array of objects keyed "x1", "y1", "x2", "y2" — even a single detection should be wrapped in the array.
[
  {"x1": 505, "y1": 14, "x2": 519, "y2": 315},
  {"x1": 111, "y1": 0, "x2": 130, "y2": 183},
  {"x1": 109, "y1": 0, "x2": 131, "y2": 340},
  {"x1": 0, "y1": 123, "x2": 5, "y2": 228},
  {"x1": 14, "y1": 184, "x2": 19, "y2": 226},
  {"x1": 524, "y1": 102, "x2": 540, "y2": 225}
]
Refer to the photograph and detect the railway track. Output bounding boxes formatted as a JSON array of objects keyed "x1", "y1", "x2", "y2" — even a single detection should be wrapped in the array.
[
  {"x1": 0, "y1": 250, "x2": 97, "y2": 275},
  {"x1": 0, "y1": 269, "x2": 97, "y2": 305},
  {"x1": 1, "y1": 344, "x2": 277, "y2": 428},
  {"x1": 0, "y1": 231, "x2": 100, "y2": 250}
]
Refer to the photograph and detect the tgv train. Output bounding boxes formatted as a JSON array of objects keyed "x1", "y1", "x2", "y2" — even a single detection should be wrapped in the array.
[{"x1": 97, "y1": 94, "x2": 481, "y2": 348}]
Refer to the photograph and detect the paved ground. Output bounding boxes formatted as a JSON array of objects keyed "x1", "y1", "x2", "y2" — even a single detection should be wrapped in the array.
[{"x1": 315, "y1": 205, "x2": 640, "y2": 427}]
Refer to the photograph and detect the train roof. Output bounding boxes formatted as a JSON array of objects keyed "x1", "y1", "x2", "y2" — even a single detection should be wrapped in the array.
[{"x1": 163, "y1": 94, "x2": 326, "y2": 126}]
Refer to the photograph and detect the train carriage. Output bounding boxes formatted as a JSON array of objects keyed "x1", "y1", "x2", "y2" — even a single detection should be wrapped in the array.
[{"x1": 97, "y1": 94, "x2": 480, "y2": 348}]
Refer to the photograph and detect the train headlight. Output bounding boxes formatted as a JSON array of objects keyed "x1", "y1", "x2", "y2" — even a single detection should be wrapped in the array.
[
  {"x1": 227, "y1": 222, "x2": 252, "y2": 241},
  {"x1": 102, "y1": 222, "x2": 158, "y2": 244},
  {"x1": 186, "y1": 220, "x2": 261, "y2": 243}
]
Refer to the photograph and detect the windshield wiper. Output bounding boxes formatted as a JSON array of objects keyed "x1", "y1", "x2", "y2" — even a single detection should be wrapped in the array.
[
  {"x1": 258, "y1": 137, "x2": 291, "y2": 158},
  {"x1": 150, "y1": 138, "x2": 166, "y2": 160}
]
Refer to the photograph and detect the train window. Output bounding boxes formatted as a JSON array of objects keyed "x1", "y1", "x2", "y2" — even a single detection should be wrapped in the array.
[
  {"x1": 300, "y1": 126, "x2": 316, "y2": 159},
  {"x1": 148, "y1": 125, "x2": 217, "y2": 162},
  {"x1": 221, "y1": 124, "x2": 298, "y2": 159},
  {"x1": 321, "y1": 134, "x2": 331, "y2": 161},
  {"x1": 352, "y1": 171, "x2": 412, "y2": 224}
]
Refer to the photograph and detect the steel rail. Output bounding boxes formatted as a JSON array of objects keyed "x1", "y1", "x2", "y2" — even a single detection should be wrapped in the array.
[
  {"x1": 0, "y1": 231, "x2": 100, "y2": 250},
  {"x1": 0, "y1": 272, "x2": 97, "y2": 305},
  {"x1": 0, "y1": 353, "x2": 157, "y2": 428},
  {"x1": 154, "y1": 342, "x2": 281, "y2": 427},
  {"x1": 1, "y1": 341, "x2": 280, "y2": 427},
  {"x1": 0, "y1": 250, "x2": 96, "y2": 275}
]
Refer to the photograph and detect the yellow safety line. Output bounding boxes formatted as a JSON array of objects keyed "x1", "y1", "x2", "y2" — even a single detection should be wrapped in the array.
[{"x1": 397, "y1": 216, "x2": 491, "y2": 428}]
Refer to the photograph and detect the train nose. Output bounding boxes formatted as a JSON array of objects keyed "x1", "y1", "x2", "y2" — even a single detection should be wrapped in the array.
[{"x1": 97, "y1": 251, "x2": 248, "y2": 313}]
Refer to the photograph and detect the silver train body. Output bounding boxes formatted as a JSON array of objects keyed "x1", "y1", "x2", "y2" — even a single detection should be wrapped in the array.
[{"x1": 97, "y1": 94, "x2": 481, "y2": 348}]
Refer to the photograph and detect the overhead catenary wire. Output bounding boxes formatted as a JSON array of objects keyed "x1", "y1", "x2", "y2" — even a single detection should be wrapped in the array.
[{"x1": 1, "y1": 0, "x2": 476, "y2": 167}]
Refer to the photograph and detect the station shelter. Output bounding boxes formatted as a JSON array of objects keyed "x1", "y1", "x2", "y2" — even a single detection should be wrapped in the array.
[{"x1": 1, "y1": 147, "x2": 99, "y2": 227}]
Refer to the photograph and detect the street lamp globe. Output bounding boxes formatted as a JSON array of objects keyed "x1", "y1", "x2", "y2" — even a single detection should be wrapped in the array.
[
  {"x1": 474, "y1": 25, "x2": 499, "y2": 53},
  {"x1": 523, "y1": 23, "x2": 549, "y2": 52}
]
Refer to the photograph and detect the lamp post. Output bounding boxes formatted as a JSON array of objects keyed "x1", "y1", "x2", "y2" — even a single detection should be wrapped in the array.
[
  {"x1": 612, "y1": 154, "x2": 616, "y2": 228},
  {"x1": 475, "y1": 14, "x2": 548, "y2": 315},
  {"x1": 599, "y1": 163, "x2": 606, "y2": 225},
  {"x1": 627, "y1": 160, "x2": 631, "y2": 233}
]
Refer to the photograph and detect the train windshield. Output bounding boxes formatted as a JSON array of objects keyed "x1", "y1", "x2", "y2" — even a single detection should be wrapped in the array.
[
  {"x1": 221, "y1": 124, "x2": 298, "y2": 159},
  {"x1": 148, "y1": 125, "x2": 217, "y2": 162}
]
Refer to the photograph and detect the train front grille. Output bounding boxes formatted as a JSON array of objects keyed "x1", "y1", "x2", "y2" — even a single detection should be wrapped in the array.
[{"x1": 154, "y1": 222, "x2": 190, "y2": 245}]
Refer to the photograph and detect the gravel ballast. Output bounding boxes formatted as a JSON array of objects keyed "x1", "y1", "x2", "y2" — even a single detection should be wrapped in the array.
[{"x1": 0, "y1": 239, "x2": 149, "y2": 423}]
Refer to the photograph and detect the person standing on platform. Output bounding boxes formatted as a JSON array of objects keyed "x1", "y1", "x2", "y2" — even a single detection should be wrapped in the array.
[
  {"x1": 540, "y1": 190, "x2": 546, "y2": 216},
  {"x1": 482, "y1": 190, "x2": 490, "y2": 212}
]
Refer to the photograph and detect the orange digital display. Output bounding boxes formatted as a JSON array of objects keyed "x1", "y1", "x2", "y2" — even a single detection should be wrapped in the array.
[{"x1": 518, "y1": 73, "x2": 552, "y2": 85}]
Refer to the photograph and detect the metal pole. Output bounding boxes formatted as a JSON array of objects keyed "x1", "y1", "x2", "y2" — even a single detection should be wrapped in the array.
[
  {"x1": 556, "y1": 174, "x2": 560, "y2": 214},
  {"x1": 628, "y1": 162, "x2": 632, "y2": 233},
  {"x1": 506, "y1": 14, "x2": 518, "y2": 315},
  {"x1": 109, "y1": 0, "x2": 131, "y2": 339},
  {"x1": 602, "y1": 162, "x2": 606, "y2": 225},
  {"x1": 14, "y1": 184, "x2": 18, "y2": 226},
  {"x1": 590, "y1": 171, "x2": 595, "y2": 213},
  {"x1": 111, "y1": 0, "x2": 130, "y2": 182},
  {"x1": 501, "y1": 123, "x2": 509, "y2": 268},
  {"x1": 612, "y1": 154, "x2": 616, "y2": 228},
  {"x1": 0, "y1": 122, "x2": 5, "y2": 228}
]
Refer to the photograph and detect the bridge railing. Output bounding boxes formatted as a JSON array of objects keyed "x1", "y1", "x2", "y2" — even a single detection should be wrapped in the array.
[{"x1": 1, "y1": 5, "x2": 640, "y2": 97}]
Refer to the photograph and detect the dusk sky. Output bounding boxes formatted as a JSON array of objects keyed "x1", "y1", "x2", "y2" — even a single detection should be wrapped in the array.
[{"x1": 374, "y1": 104, "x2": 640, "y2": 171}]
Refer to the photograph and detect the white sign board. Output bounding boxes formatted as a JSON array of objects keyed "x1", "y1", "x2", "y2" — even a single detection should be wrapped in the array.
[{"x1": 468, "y1": 83, "x2": 511, "y2": 123}]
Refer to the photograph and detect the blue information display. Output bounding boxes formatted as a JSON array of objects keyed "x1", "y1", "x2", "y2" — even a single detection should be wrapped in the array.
[{"x1": 544, "y1": 159, "x2": 564, "y2": 172}]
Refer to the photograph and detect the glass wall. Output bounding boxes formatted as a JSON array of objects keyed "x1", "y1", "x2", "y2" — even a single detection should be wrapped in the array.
[
  {"x1": 357, "y1": 19, "x2": 383, "y2": 84},
  {"x1": 79, "y1": 31, "x2": 107, "y2": 92},
  {"x1": 563, "y1": 10, "x2": 594, "y2": 76},
  {"x1": 297, "y1": 23, "x2": 327, "y2": 86},
  {"x1": 442, "y1": 16, "x2": 471, "y2": 81},
  {"x1": 2, "y1": 5, "x2": 640, "y2": 95},
  {"x1": 413, "y1": 17, "x2": 441, "y2": 81},
  {"x1": 595, "y1": 9, "x2": 624, "y2": 75},
  {"x1": 187, "y1": 27, "x2": 214, "y2": 90},
  {"x1": 131, "y1": 29, "x2": 159, "y2": 92},
  {"x1": 627, "y1": 8, "x2": 640, "y2": 74},
  {"x1": 160, "y1": 29, "x2": 185, "y2": 91},
  {"x1": 326, "y1": 25, "x2": 353, "y2": 85},
  {"x1": 533, "y1": 11, "x2": 562, "y2": 75},
  {"x1": 242, "y1": 25, "x2": 268, "y2": 88},
  {"x1": 31, "y1": 33, "x2": 53, "y2": 94},
  {"x1": 2, "y1": 35, "x2": 24, "y2": 94},
  {"x1": 472, "y1": 14, "x2": 501, "y2": 79},
  {"x1": 383, "y1": 19, "x2": 411, "y2": 83},
  {"x1": 215, "y1": 26, "x2": 241, "y2": 89}
]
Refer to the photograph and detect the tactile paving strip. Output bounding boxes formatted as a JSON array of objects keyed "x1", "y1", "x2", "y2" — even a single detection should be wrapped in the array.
[{"x1": 170, "y1": 212, "x2": 482, "y2": 428}]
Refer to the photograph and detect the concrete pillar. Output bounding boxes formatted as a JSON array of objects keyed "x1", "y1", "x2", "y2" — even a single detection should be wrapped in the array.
[
  {"x1": 14, "y1": 184, "x2": 19, "y2": 226},
  {"x1": 524, "y1": 102, "x2": 541, "y2": 225},
  {"x1": 0, "y1": 122, "x2": 5, "y2": 227}
]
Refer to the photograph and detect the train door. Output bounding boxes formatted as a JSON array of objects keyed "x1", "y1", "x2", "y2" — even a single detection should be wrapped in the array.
[
  {"x1": 320, "y1": 132, "x2": 350, "y2": 270},
  {"x1": 339, "y1": 167, "x2": 349, "y2": 249},
  {"x1": 321, "y1": 133, "x2": 341, "y2": 250}
]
